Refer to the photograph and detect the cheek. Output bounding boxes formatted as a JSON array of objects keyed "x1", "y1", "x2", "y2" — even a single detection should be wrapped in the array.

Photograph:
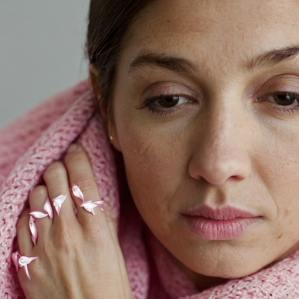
[
  {"x1": 256, "y1": 128, "x2": 299, "y2": 209},
  {"x1": 254, "y1": 126, "x2": 299, "y2": 252},
  {"x1": 116, "y1": 116, "x2": 189, "y2": 234}
]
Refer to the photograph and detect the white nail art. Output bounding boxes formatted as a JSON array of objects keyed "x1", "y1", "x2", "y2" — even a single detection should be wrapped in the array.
[
  {"x1": 29, "y1": 211, "x2": 48, "y2": 219},
  {"x1": 11, "y1": 251, "x2": 20, "y2": 272},
  {"x1": 80, "y1": 200, "x2": 104, "y2": 215},
  {"x1": 18, "y1": 256, "x2": 38, "y2": 279},
  {"x1": 43, "y1": 198, "x2": 53, "y2": 219},
  {"x1": 52, "y1": 195, "x2": 67, "y2": 216},
  {"x1": 29, "y1": 216, "x2": 38, "y2": 245},
  {"x1": 71, "y1": 184, "x2": 84, "y2": 203}
]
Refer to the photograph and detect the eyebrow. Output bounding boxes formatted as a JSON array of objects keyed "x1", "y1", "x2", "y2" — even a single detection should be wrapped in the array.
[
  {"x1": 128, "y1": 46, "x2": 299, "y2": 75},
  {"x1": 246, "y1": 46, "x2": 299, "y2": 69},
  {"x1": 128, "y1": 51, "x2": 199, "y2": 75}
]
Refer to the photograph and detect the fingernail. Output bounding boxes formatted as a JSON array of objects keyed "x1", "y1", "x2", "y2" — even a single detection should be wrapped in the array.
[
  {"x1": 52, "y1": 195, "x2": 67, "y2": 216},
  {"x1": 29, "y1": 216, "x2": 37, "y2": 245},
  {"x1": 44, "y1": 198, "x2": 53, "y2": 219},
  {"x1": 71, "y1": 184, "x2": 84, "y2": 203},
  {"x1": 67, "y1": 143, "x2": 81, "y2": 153}
]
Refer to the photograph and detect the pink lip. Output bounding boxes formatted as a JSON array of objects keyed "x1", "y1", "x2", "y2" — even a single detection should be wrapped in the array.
[{"x1": 182, "y1": 205, "x2": 261, "y2": 240}]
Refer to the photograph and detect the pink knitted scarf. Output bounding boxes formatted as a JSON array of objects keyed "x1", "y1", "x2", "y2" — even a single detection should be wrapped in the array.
[{"x1": 1, "y1": 80, "x2": 299, "y2": 299}]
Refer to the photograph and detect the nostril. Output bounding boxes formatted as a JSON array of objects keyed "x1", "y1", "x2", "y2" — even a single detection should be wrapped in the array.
[
  {"x1": 189, "y1": 154, "x2": 250, "y2": 186},
  {"x1": 230, "y1": 175, "x2": 240, "y2": 180}
]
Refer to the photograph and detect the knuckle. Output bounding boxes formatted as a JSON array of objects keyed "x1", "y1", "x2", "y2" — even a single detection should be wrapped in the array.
[
  {"x1": 18, "y1": 258, "x2": 46, "y2": 286},
  {"x1": 43, "y1": 162, "x2": 65, "y2": 181},
  {"x1": 65, "y1": 150, "x2": 86, "y2": 164},
  {"x1": 73, "y1": 176, "x2": 95, "y2": 194},
  {"x1": 29, "y1": 185, "x2": 47, "y2": 203}
]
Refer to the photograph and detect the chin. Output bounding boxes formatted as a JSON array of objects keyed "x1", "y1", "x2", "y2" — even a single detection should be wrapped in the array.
[
  {"x1": 189, "y1": 256, "x2": 263, "y2": 279},
  {"x1": 174, "y1": 245, "x2": 268, "y2": 279},
  {"x1": 206, "y1": 268, "x2": 257, "y2": 279}
]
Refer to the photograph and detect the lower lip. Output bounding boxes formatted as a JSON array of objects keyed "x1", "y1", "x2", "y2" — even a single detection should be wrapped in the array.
[{"x1": 184, "y1": 216, "x2": 261, "y2": 240}]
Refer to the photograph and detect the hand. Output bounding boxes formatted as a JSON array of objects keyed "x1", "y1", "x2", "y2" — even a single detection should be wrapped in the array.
[{"x1": 16, "y1": 143, "x2": 132, "y2": 299}]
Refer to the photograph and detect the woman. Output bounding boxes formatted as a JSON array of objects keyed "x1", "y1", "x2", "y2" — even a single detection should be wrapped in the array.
[{"x1": 2, "y1": 0, "x2": 299, "y2": 297}]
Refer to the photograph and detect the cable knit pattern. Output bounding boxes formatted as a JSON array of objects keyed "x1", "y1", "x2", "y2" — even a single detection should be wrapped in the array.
[
  {"x1": 0, "y1": 82, "x2": 86, "y2": 187},
  {"x1": 1, "y1": 80, "x2": 299, "y2": 298}
]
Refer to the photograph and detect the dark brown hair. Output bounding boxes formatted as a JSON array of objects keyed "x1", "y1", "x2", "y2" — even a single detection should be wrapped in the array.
[{"x1": 86, "y1": 0, "x2": 155, "y2": 112}]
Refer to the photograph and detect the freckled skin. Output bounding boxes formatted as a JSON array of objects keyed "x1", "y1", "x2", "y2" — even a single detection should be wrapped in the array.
[{"x1": 98, "y1": 0, "x2": 299, "y2": 291}]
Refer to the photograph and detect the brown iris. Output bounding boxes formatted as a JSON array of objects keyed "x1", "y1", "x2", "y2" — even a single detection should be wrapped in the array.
[
  {"x1": 273, "y1": 92, "x2": 298, "y2": 106},
  {"x1": 157, "y1": 95, "x2": 180, "y2": 108}
]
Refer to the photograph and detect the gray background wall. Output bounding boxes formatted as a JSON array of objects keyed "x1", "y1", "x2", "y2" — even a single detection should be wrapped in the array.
[{"x1": 0, "y1": 0, "x2": 89, "y2": 129}]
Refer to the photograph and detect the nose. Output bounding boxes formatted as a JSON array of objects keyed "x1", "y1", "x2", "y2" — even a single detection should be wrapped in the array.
[{"x1": 188, "y1": 102, "x2": 252, "y2": 186}]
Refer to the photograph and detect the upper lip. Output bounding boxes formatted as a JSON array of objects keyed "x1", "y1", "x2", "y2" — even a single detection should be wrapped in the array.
[{"x1": 182, "y1": 204, "x2": 257, "y2": 220}]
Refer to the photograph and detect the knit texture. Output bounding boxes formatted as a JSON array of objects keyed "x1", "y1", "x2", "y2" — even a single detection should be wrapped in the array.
[{"x1": 1, "y1": 80, "x2": 299, "y2": 298}]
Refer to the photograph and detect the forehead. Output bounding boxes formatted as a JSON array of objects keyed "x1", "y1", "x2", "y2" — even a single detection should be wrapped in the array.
[{"x1": 121, "y1": 0, "x2": 299, "y2": 71}]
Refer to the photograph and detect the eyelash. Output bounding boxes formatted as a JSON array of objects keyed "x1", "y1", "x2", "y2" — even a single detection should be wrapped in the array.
[
  {"x1": 256, "y1": 90, "x2": 299, "y2": 116},
  {"x1": 136, "y1": 90, "x2": 299, "y2": 117},
  {"x1": 136, "y1": 94, "x2": 194, "y2": 117}
]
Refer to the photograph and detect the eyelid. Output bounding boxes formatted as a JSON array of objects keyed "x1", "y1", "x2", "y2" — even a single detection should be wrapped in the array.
[
  {"x1": 142, "y1": 81, "x2": 198, "y2": 100},
  {"x1": 137, "y1": 93, "x2": 193, "y2": 110},
  {"x1": 154, "y1": 94, "x2": 193, "y2": 108},
  {"x1": 255, "y1": 86, "x2": 299, "y2": 104},
  {"x1": 261, "y1": 85, "x2": 299, "y2": 96},
  {"x1": 254, "y1": 74, "x2": 299, "y2": 97}
]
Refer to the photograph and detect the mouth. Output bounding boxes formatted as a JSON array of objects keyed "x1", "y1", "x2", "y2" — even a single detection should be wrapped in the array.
[{"x1": 181, "y1": 204, "x2": 262, "y2": 240}]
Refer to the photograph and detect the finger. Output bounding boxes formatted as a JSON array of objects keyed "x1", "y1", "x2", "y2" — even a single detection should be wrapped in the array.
[
  {"x1": 43, "y1": 161, "x2": 77, "y2": 224},
  {"x1": 29, "y1": 186, "x2": 53, "y2": 245},
  {"x1": 64, "y1": 143, "x2": 107, "y2": 229},
  {"x1": 17, "y1": 208, "x2": 34, "y2": 255}
]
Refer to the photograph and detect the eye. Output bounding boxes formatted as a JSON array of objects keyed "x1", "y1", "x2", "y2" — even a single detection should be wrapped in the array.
[
  {"x1": 154, "y1": 95, "x2": 186, "y2": 108},
  {"x1": 136, "y1": 94, "x2": 194, "y2": 116},
  {"x1": 256, "y1": 90, "x2": 299, "y2": 116},
  {"x1": 269, "y1": 92, "x2": 298, "y2": 106}
]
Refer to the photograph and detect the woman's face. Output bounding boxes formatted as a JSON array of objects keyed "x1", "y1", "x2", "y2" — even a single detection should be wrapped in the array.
[{"x1": 109, "y1": 0, "x2": 299, "y2": 280}]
